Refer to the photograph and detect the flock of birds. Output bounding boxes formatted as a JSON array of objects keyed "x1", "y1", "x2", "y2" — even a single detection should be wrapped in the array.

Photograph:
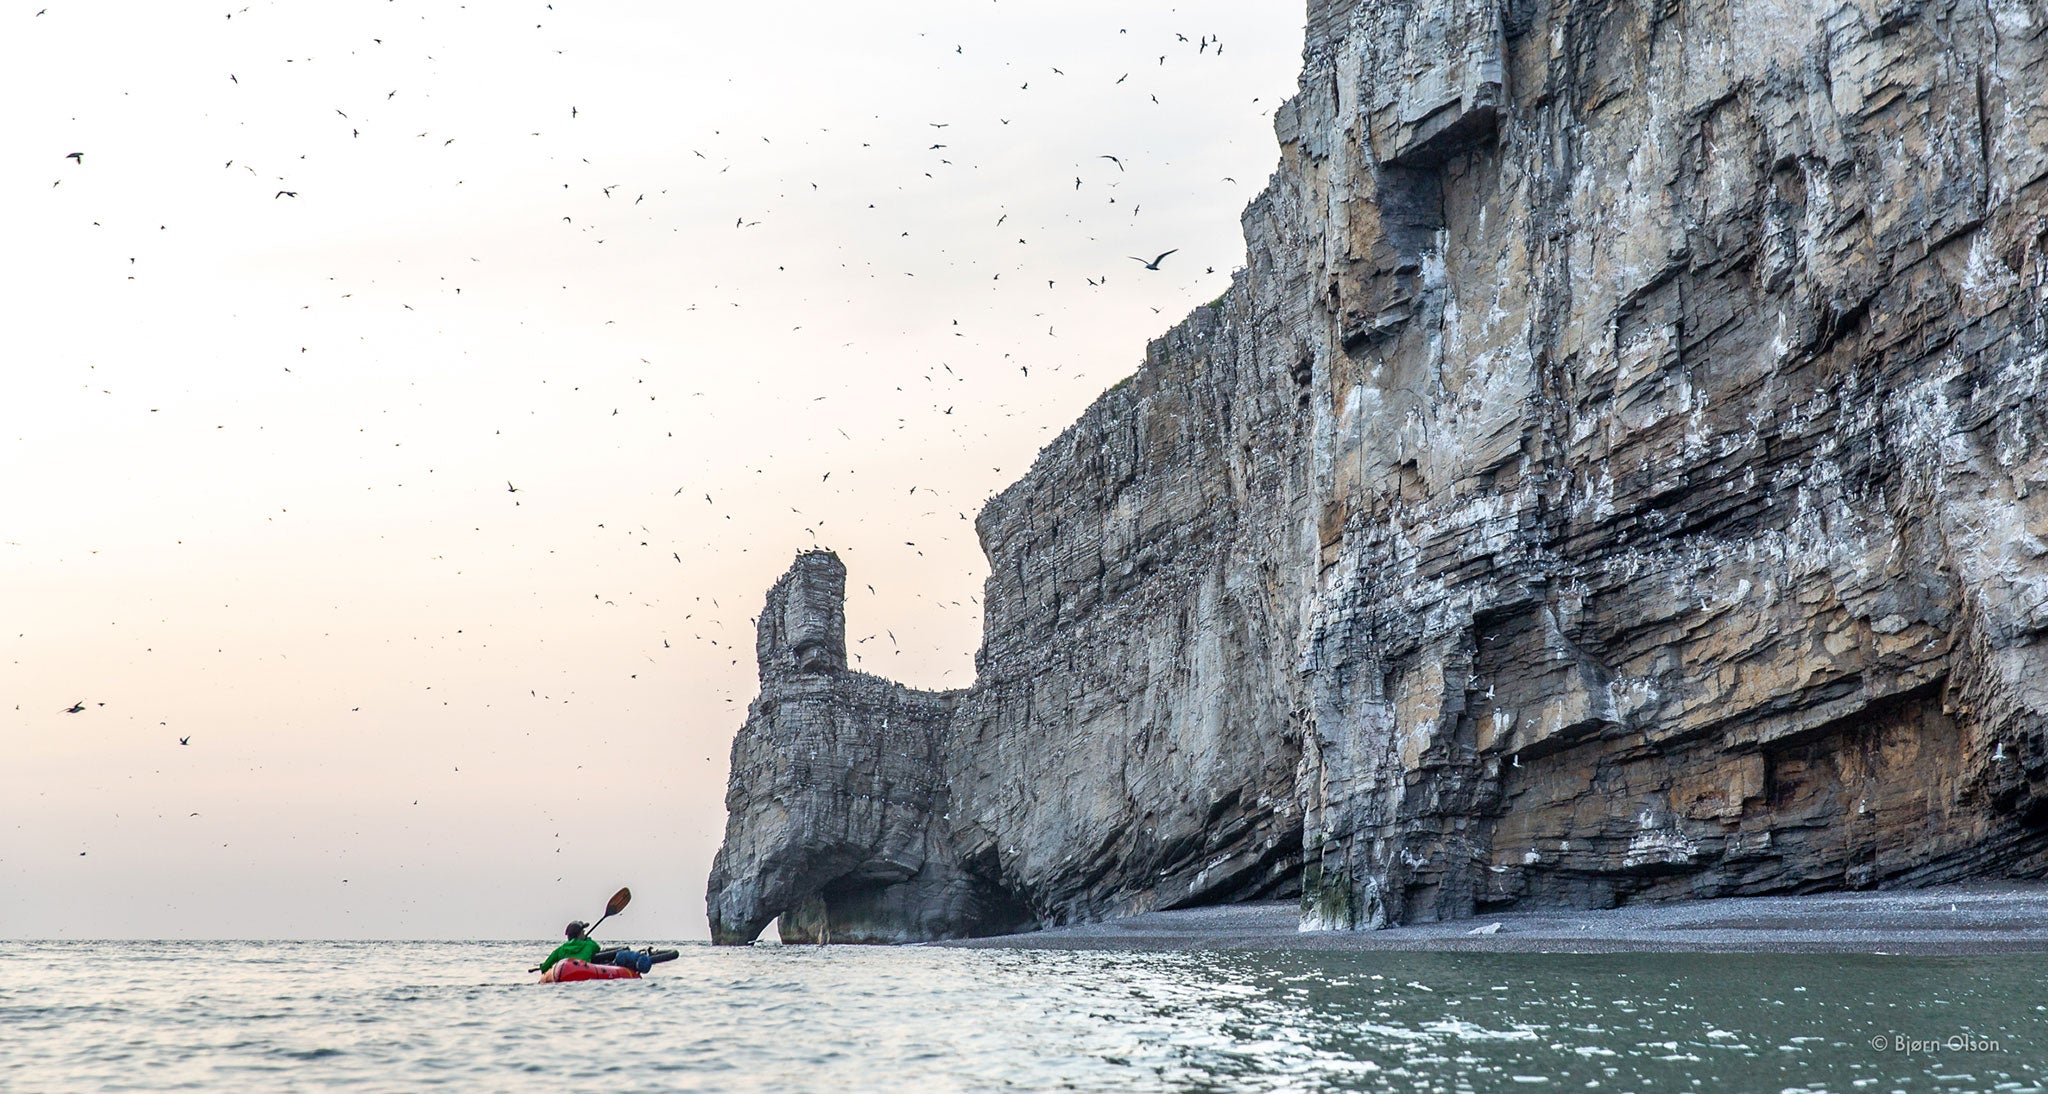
[{"x1": 25, "y1": 3, "x2": 1275, "y2": 908}]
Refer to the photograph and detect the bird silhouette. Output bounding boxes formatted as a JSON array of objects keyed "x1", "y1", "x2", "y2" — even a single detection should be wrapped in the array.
[
  {"x1": 275, "y1": 190, "x2": 297, "y2": 199},
  {"x1": 179, "y1": 736, "x2": 191, "y2": 745},
  {"x1": 65, "y1": 152, "x2": 83, "y2": 163},
  {"x1": 1100, "y1": 155, "x2": 1123, "y2": 170},
  {"x1": 64, "y1": 701, "x2": 85, "y2": 714},
  {"x1": 1129, "y1": 249, "x2": 1178, "y2": 270}
]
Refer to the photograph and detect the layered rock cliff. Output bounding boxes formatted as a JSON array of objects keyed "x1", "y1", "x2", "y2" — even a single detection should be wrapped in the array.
[{"x1": 708, "y1": 0, "x2": 2048, "y2": 942}]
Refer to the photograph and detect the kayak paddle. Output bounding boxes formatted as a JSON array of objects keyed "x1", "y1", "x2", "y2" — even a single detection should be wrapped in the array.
[{"x1": 587, "y1": 886, "x2": 632, "y2": 937}]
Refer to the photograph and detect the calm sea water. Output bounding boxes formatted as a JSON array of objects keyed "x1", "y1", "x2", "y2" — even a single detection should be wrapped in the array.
[{"x1": 3, "y1": 941, "x2": 2043, "y2": 1092}]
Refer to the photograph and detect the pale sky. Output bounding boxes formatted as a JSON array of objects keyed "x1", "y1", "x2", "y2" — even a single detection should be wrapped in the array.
[{"x1": 2, "y1": 0, "x2": 1306, "y2": 940}]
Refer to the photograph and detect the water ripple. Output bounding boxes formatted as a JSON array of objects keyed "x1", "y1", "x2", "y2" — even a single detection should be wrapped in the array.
[{"x1": 1, "y1": 942, "x2": 2044, "y2": 1091}]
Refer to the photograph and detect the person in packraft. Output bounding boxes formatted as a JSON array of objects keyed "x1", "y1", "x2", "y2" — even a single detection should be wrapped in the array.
[{"x1": 540, "y1": 920, "x2": 599, "y2": 974}]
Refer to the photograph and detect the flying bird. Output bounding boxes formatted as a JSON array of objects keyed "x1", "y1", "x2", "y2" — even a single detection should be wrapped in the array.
[
  {"x1": 275, "y1": 190, "x2": 297, "y2": 198},
  {"x1": 1129, "y1": 249, "x2": 1178, "y2": 270},
  {"x1": 65, "y1": 152, "x2": 82, "y2": 163},
  {"x1": 64, "y1": 701, "x2": 85, "y2": 714},
  {"x1": 178, "y1": 736, "x2": 190, "y2": 746},
  {"x1": 1099, "y1": 155, "x2": 1123, "y2": 171}
]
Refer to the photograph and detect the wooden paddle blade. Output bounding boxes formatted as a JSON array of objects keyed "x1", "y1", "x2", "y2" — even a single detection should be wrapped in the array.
[{"x1": 606, "y1": 887, "x2": 632, "y2": 916}]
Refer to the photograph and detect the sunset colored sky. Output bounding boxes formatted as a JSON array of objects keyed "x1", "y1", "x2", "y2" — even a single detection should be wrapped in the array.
[{"x1": 2, "y1": 1, "x2": 1305, "y2": 939}]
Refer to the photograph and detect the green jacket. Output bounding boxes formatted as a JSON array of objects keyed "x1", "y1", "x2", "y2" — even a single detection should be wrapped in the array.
[{"x1": 541, "y1": 936, "x2": 599, "y2": 972}]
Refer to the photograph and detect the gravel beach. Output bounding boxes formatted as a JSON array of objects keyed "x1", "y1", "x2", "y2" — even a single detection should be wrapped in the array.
[{"x1": 934, "y1": 883, "x2": 2048, "y2": 954}]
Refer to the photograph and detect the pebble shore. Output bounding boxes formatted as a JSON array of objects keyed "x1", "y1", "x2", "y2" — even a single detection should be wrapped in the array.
[{"x1": 934, "y1": 883, "x2": 2048, "y2": 954}]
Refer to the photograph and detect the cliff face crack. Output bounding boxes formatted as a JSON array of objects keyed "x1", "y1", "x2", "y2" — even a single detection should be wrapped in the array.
[{"x1": 709, "y1": 0, "x2": 2048, "y2": 941}]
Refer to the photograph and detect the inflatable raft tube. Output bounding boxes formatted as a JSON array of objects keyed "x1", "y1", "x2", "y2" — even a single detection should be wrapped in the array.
[{"x1": 540, "y1": 959, "x2": 641, "y2": 983}]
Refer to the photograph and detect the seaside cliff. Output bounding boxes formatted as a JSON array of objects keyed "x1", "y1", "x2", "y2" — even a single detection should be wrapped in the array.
[{"x1": 708, "y1": 0, "x2": 2048, "y2": 942}]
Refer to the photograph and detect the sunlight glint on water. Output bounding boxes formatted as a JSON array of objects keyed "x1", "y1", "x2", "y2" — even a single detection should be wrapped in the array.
[{"x1": 2, "y1": 942, "x2": 2043, "y2": 1092}]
